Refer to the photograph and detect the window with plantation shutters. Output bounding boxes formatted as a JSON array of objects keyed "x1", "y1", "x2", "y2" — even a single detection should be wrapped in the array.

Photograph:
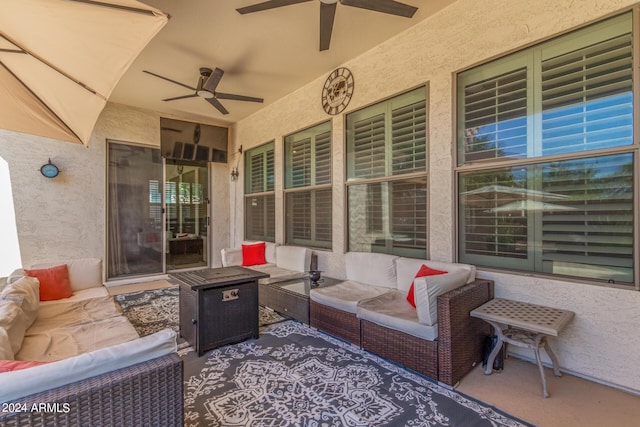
[
  {"x1": 284, "y1": 122, "x2": 332, "y2": 249},
  {"x1": 457, "y1": 12, "x2": 636, "y2": 287},
  {"x1": 245, "y1": 142, "x2": 275, "y2": 242},
  {"x1": 346, "y1": 87, "x2": 427, "y2": 258}
]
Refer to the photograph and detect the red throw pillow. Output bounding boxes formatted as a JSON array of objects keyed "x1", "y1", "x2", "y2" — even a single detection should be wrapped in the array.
[
  {"x1": 241, "y1": 242, "x2": 267, "y2": 266},
  {"x1": 406, "y1": 265, "x2": 447, "y2": 308},
  {"x1": 0, "y1": 360, "x2": 50, "y2": 373},
  {"x1": 24, "y1": 264, "x2": 73, "y2": 301}
]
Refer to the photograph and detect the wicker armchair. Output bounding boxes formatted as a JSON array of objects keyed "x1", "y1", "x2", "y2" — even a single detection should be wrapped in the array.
[
  {"x1": 312, "y1": 279, "x2": 494, "y2": 387},
  {"x1": 0, "y1": 353, "x2": 183, "y2": 427}
]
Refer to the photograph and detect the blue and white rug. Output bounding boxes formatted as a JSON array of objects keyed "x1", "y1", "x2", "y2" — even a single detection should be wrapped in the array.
[{"x1": 182, "y1": 320, "x2": 534, "y2": 427}]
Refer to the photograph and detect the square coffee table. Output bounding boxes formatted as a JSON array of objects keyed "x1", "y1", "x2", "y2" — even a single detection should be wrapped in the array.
[{"x1": 260, "y1": 277, "x2": 340, "y2": 324}]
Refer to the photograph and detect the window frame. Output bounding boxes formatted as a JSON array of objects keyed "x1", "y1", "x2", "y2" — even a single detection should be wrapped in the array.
[
  {"x1": 345, "y1": 85, "x2": 429, "y2": 258},
  {"x1": 454, "y1": 10, "x2": 639, "y2": 290},
  {"x1": 283, "y1": 121, "x2": 333, "y2": 249}
]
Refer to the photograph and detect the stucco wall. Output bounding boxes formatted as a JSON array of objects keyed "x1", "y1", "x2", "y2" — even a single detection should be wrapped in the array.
[
  {"x1": 231, "y1": 0, "x2": 640, "y2": 392},
  {"x1": 0, "y1": 102, "x2": 230, "y2": 278}
]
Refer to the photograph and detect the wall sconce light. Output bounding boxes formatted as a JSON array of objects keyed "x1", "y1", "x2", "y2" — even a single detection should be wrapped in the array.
[
  {"x1": 230, "y1": 167, "x2": 239, "y2": 181},
  {"x1": 40, "y1": 158, "x2": 60, "y2": 178}
]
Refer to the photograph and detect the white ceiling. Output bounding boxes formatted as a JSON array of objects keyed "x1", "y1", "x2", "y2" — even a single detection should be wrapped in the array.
[{"x1": 110, "y1": 0, "x2": 457, "y2": 126}]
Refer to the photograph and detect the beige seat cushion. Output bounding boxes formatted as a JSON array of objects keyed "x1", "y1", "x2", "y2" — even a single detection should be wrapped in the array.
[
  {"x1": 310, "y1": 280, "x2": 391, "y2": 314},
  {"x1": 357, "y1": 291, "x2": 438, "y2": 341},
  {"x1": 250, "y1": 264, "x2": 307, "y2": 285}
]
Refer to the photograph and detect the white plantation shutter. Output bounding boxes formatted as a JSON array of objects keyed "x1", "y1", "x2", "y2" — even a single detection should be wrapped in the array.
[
  {"x1": 245, "y1": 142, "x2": 275, "y2": 241},
  {"x1": 392, "y1": 100, "x2": 426, "y2": 174},
  {"x1": 315, "y1": 131, "x2": 331, "y2": 185},
  {"x1": 284, "y1": 122, "x2": 332, "y2": 248},
  {"x1": 541, "y1": 33, "x2": 633, "y2": 155},
  {"x1": 460, "y1": 68, "x2": 528, "y2": 164},
  {"x1": 352, "y1": 113, "x2": 386, "y2": 178}
]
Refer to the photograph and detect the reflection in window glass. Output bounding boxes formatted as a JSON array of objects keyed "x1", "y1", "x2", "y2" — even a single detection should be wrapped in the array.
[
  {"x1": 349, "y1": 178, "x2": 427, "y2": 258},
  {"x1": 459, "y1": 154, "x2": 633, "y2": 283}
]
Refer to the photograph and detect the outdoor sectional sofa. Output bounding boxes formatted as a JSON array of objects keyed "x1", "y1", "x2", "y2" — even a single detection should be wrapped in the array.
[
  {"x1": 0, "y1": 258, "x2": 183, "y2": 426},
  {"x1": 310, "y1": 252, "x2": 494, "y2": 387}
]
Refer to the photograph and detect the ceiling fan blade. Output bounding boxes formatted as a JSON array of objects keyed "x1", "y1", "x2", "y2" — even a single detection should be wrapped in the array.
[
  {"x1": 203, "y1": 68, "x2": 224, "y2": 93},
  {"x1": 215, "y1": 92, "x2": 264, "y2": 103},
  {"x1": 237, "y1": 0, "x2": 312, "y2": 14},
  {"x1": 143, "y1": 70, "x2": 197, "y2": 91},
  {"x1": 319, "y1": 2, "x2": 337, "y2": 51},
  {"x1": 162, "y1": 94, "x2": 198, "y2": 102},
  {"x1": 340, "y1": 0, "x2": 417, "y2": 18},
  {"x1": 206, "y1": 97, "x2": 229, "y2": 115}
]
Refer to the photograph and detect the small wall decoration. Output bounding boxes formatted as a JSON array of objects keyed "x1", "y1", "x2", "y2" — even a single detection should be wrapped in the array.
[{"x1": 321, "y1": 67, "x2": 354, "y2": 115}]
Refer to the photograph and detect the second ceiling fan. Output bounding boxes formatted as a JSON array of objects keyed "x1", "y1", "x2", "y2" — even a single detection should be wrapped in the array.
[
  {"x1": 143, "y1": 67, "x2": 263, "y2": 115},
  {"x1": 237, "y1": 0, "x2": 418, "y2": 51}
]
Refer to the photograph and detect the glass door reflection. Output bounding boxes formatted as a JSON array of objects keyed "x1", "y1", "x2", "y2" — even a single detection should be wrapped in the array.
[{"x1": 165, "y1": 163, "x2": 209, "y2": 270}]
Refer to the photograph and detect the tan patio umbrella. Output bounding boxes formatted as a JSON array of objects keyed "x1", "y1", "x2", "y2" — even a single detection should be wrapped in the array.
[{"x1": 0, "y1": 0, "x2": 168, "y2": 145}]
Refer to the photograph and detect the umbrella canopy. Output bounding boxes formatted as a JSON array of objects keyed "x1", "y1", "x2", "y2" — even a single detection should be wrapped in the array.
[{"x1": 0, "y1": 0, "x2": 168, "y2": 145}]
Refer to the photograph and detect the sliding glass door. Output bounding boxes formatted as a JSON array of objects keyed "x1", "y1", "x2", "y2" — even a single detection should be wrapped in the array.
[
  {"x1": 165, "y1": 163, "x2": 209, "y2": 271},
  {"x1": 107, "y1": 141, "x2": 209, "y2": 279},
  {"x1": 107, "y1": 142, "x2": 164, "y2": 278}
]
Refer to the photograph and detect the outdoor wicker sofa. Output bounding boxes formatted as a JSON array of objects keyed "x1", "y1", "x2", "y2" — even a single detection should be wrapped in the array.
[
  {"x1": 0, "y1": 258, "x2": 184, "y2": 426},
  {"x1": 310, "y1": 252, "x2": 494, "y2": 387},
  {"x1": 0, "y1": 353, "x2": 183, "y2": 427}
]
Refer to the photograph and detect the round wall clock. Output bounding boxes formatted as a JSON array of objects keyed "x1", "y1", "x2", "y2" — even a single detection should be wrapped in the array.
[
  {"x1": 321, "y1": 67, "x2": 354, "y2": 115},
  {"x1": 40, "y1": 159, "x2": 59, "y2": 178}
]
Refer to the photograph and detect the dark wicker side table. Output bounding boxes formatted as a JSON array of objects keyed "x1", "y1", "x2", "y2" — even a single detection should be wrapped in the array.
[{"x1": 260, "y1": 276, "x2": 340, "y2": 324}]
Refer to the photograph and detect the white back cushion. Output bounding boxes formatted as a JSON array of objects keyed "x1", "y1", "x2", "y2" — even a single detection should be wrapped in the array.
[
  {"x1": 345, "y1": 252, "x2": 399, "y2": 288},
  {"x1": 0, "y1": 328, "x2": 177, "y2": 403},
  {"x1": 31, "y1": 258, "x2": 102, "y2": 291},
  {"x1": 414, "y1": 269, "x2": 469, "y2": 326},
  {"x1": 265, "y1": 242, "x2": 278, "y2": 264},
  {"x1": 221, "y1": 248, "x2": 243, "y2": 267},
  {"x1": 395, "y1": 257, "x2": 477, "y2": 293},
  {"x1": 276, "y1": 246, "x2": 311, "y2": 272}
]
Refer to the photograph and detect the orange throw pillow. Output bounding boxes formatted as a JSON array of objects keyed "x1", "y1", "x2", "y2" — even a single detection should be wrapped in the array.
[
  {"x1": 241, "y1": 242, "x2": 267, "y2": 266},
  {"x1": 406, "y1": 265, "x2": 447, "y2": 308},
  {"x1": 25, "y1": 264, "x2": 72, "y2": 301},
  {"x1": 0, "y1": 360, "x2": 50, "y2": 373}
]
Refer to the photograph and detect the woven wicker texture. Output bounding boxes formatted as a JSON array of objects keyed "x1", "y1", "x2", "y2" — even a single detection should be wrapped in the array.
[
  {"x1": 0, "y1": 353, "x2": 183, "y2": 427},
  {"x1": 310, "y1": 301, "x2": 362, "y2": 346},
  {"x1": 361, "y1": 319, "x2": 438, "y2": 379}
]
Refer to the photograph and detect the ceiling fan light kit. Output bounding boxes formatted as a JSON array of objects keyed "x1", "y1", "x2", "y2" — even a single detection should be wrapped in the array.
[{"x1": 237, "y1": 0, "x2": 418, "y2": 51}]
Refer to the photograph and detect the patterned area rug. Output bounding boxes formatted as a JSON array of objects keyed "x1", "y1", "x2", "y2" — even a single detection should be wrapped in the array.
[
  {"x1": 182, "y1": 321, "x2": 534, "y2": 427},
  {"x1": 114, "y1": 287, "x2": 287, "y2": 354}
]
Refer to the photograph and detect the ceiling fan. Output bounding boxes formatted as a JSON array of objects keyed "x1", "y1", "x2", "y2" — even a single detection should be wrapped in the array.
[
  {"x1": 143, "y1": 67, "x2": 264, "y2": 115},
  {"x1": 236, "y1": 0, "x2": 418, "y2": 51}
]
